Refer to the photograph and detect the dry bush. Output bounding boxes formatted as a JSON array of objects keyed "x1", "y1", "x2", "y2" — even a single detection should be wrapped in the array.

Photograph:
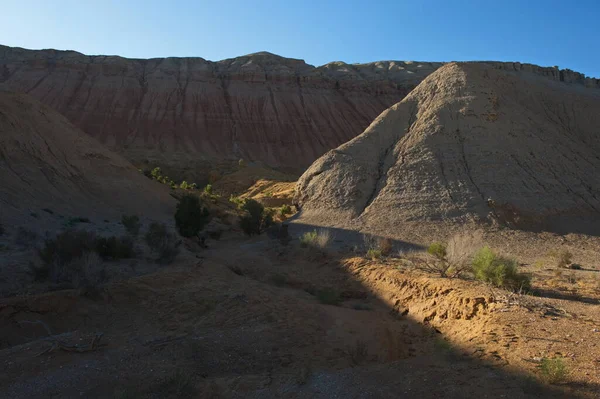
[
  {"x1": 378, "y1": 237, "x2": 393, "y2": 256},
  {"x1": 549, "y1": 249, "x2": 573, "y2": 268},
  {"x1": 421, "y1": 230, "x2": 483, "y2": 278},
  {"x1": 300, "y1": 229, "x2": 331, "y2": 250}
]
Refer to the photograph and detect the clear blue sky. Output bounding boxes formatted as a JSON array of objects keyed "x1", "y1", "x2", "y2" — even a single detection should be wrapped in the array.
[{"x1": 2, "y1": 0, "x2": 599, "y2": 77}]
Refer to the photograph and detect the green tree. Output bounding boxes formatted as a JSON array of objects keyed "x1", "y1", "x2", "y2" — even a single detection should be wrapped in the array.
[
  {"x1": 239, "y1": 199, "x2": 272, "y2": 236},
  {"x1": 174, "y1": 195, "x2": 210, "y2": 237}
]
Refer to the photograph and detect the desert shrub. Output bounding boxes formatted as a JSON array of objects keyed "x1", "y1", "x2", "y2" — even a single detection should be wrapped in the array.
[
  {"x1": 238, "y1": 158, "x2": 246, "y2": 168},
  {"x1": 378, "y1": 237, "x2": 393, "y2": 256},
  {"x1": 38, "y1": 230, "x2": 97, "y2": 266},
  {"x1": 472, "y1": 247, "x2": 531, "y2": 291},
  {"x1": 145, "y1": 222, "x2": 180, "y2": 263},
  {"x1": 299, "y1": 229, "x2": 331, "y2": 249},
  {"x1": 539, "y1": 357, "x2": 568, "y2": 384},
  {"x1": 70, "y1": 252, "x2": 106, "y2": 288},
  {"x1": 95, "y1": 236, "x2": 135, "y2": 260},
  {"x1": 279, "y1": 204, "x2": 292, "y2": 217},
  {"x1": 427, "y1": 242, "x2": 447, "y2": 260},
  {"x1": 33, "y1": 252, "x2": 107, "y2": 288},
  {"x1": 300, "y1": 230, "x2": 317, "y2": 247},
  {"x1": 421, "y1": 231, "x2": 483, "y2": 278},
  {"x1": 550, "y1": 249, "x2": 573, "y2": 268},
  {"x1": 239, "y1": 199, "x2": 272, "y2": 236},
  {"x1": 174, "y1": 195, "x2": 210, "y2": 237},
  {"x1": 366, "y1": 248, "x2": 382, "y2": 260},
  {"x1": 203, "y1": 184, "x2": 213, "y2": 195},
  {"x1": 229, "y1": 195, "x2": 244, "y2": 209},
  {"x1": 316, "y1": 288, "x2": 341, "y2": 305},
  {"x1": 121, "y1": 214, "x2": 141, "y2": 236},
  {"x1": 179, "y1": 181, "x2": 190, "y2": 190}
]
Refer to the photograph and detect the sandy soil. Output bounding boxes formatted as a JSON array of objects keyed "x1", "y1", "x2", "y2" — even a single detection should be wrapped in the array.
[{"x1": 1, "y1": 231, "x2": 598, "y2": 398}]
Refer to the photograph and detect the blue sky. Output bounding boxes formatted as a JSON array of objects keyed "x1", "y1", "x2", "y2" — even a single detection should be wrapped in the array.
[{"x1": 2, "y1": 0, "x2": 599, "y2": 77}]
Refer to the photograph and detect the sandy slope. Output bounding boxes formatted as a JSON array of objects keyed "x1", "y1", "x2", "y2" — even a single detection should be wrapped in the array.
[{"x1": 0, "y1": 90, "x2": 175, "y2": 229}]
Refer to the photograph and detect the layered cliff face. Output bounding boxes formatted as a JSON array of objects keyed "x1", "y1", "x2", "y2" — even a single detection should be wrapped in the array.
[
  {"x1": 0, "y1": 45, "x2": 442, "y2": 175},
  {"x1": 294, "y1": 62, "x2": 600, "y2": 236},
  {"x1": 0, "y1": 90, "x2": 175, "y2": 228}
]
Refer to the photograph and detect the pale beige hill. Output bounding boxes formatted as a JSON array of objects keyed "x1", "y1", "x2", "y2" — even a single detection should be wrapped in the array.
[
  {"x1": 294, "y1": 62, "x2": 600, "y2": 238},
  {"x1": 0, "y1": 90, "x2": 175, "y2": 228}
]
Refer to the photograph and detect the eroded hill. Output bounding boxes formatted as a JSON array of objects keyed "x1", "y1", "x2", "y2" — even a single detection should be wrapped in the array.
[
  {"x1": 0, "y1": 90, "x2": 175, "y2": 228},
  {"x1": 294, "y1": 62, "x2": 600, "y2": 237},
  {"x1": 0, "y1": 45, "x2": 441, "y2": 174}
]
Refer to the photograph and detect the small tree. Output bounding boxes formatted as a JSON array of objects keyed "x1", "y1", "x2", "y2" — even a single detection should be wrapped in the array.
[
  {"x1": 174, "y1": 195, "x2": 210, "y2": 237},
  {"x1": 239, "y1": 199, "x2": 272, "y2": 236}
]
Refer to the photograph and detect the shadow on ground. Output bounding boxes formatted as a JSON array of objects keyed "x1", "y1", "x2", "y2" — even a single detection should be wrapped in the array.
[{"x1": 0, "y1": 223, "x2": 598, "y2": 398}]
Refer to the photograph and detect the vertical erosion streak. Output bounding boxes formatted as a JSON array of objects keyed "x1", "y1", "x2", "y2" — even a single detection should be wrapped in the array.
[
  {"x1": 359, "y1": 103, "x2": 418, "y2": 216},
  {"x1": 220, "y1": 75, "x2": 238, "y2": 158}
]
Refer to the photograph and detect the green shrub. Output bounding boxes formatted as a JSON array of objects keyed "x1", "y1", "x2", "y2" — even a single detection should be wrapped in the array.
[
  {"x1": 179, "y1": 181, "x2": 190, "y2": 190},
  {"x1": 95, "y1": 236, "x2": 135, "y2": 260},
  {"x1": 300, "y1": 230, "x2": 318, "y2": 247},
  {"x1": 539, "y1": 357, "x2": 568, "y2": 384},
  {"x1": 229, "y1": 195, "x2": 244, "y2": 209},
  {"x1": 151, "y1": 167, "x2": 162, "y2": 180},
  {"x1": 239, "y1": 199, "x2": 272, "y2": 236},
  {"x1": 279, "y1": 204, "x2": 292, "y2": 217},
  {"x1": 203, "y1": 184, "x2": 213, "y2": 195},
  {"x1": 121, "y1": 214, "x2": 141, "y2": 236},
  {"x1": 366, "y1": 248, "x2": 382, "y2": 260},
  {"x1": 299, "y1": 229, "x2": 331, "y2": 249},
  {"x1": 174, "y1": 195, "x2": 210, "y2": 237},
  {"x1": 427, "y1": 242, "x2": 447, "y2": 260},
  {"x1": 471, "y1": 247, "x2": 531, "y2": 291}
]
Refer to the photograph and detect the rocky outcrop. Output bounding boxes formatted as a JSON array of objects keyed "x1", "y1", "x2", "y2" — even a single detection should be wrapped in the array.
[
  {"x1": 0, "y1": 45, "x2": 442, "y2": 174},
  {"x1": 0, "y1": 90, "x2": 175, "y2": 228},
  {"x1": 294, "y1": 62, "x2": 600, "y2": 236}
]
